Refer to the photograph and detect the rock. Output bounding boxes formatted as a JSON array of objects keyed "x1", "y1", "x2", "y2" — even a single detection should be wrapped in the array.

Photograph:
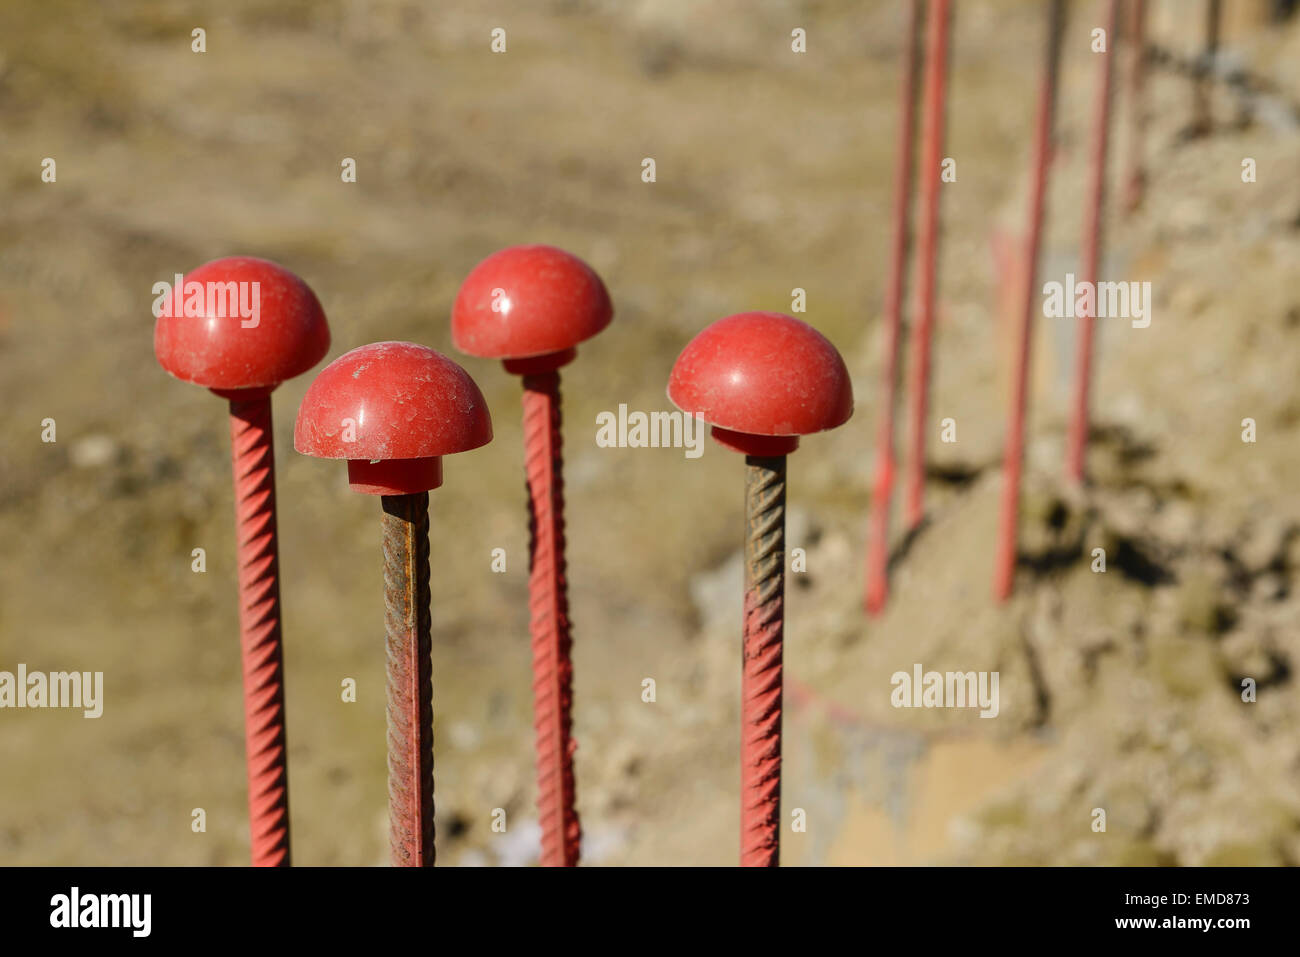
[
  {"x1": 1236, "y1": 519, "x2": 1293, "y2": 575},
  {"x1": 68, "y1": 434, "x2": 120, "y2": 469},
  {"x1": 447, "y1": 721, "x2": 481, "y2": 752}
]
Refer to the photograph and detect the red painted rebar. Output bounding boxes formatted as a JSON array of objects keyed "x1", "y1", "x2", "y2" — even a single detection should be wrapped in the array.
[
  {"x1": 992, "y1": 0, "x2": 1065, "y2": 603},
  {"x1": 227, "y1": 393, "x2": 292, "y2": 867},
  {"x1": 865, "y1": 0, "x2": 923, "y2": 616},
  {"x1": 741, "y1": 455, "x2": 786, "y2": 867},
  {"x1": 1121, "y1": 0, "x2": 1147, "y2": 214},
  {"x1": 521, "y1": 370, "x2": 581, "y2": 867},
  {"x1": 382, "y1": 492, "x2": 435, "y2": 867},
  {"x1": 1065, "y1": 0, "x2": 1119, "y2": 485},
  {"x1": 451, "y1": 245, "x2": 607, "y2": 867},
  {"x1": 903, "y1": 0, "x2": 951, "y2": 530}
]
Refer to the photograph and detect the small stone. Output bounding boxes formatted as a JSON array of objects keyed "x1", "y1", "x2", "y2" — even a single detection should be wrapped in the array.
[
  {"x1": 447, "y1": 721, "x2": 481, "y2": 752},
  {"x1": 69, "y1": 434, "x2": 120, "y2": 469}
]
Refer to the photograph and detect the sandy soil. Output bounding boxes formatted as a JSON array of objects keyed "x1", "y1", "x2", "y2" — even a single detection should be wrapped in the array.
[{"x1": 0, "y1": 0, "x2": 1298, "y2": 865}]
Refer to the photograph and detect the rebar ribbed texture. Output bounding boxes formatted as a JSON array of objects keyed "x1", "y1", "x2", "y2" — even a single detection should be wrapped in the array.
[
  {"x1": 381, "y1": 492, "x2": 435, "y2": 867},
  {"x1": 993, "y1": 0, "x2": 1065, "y2": 602},
  {"x1": 227, "y1": 396, "x2": 292, "y2": 867},
  {"x1": 522, "y1": 371, "x2": 581, "y2": 867},
  {"x1": 741, "y1": 455, "x2": 786, "y2": 867},
  {"x1": 1066, "y1": 0, "x2": 1119, "y2": 484},
  {"x1": 866, "y1": 0, "x2": 923, "y2": 616},
  {"x1": 904, "y1": 0, "x2": 952, "y2": 530}
]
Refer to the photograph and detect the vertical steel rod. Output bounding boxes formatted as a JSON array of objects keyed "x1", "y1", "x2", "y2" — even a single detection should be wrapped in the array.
[
  {"x1": 381, "y1": 492, "x2": 435, "y2": 867},
  {"x1": 522, "y1": 371, "x2": 582, "y2": 867},
  {"x1": 227, "y1": 394, "x2": 292, "y2": 867},
  {"x1": 993, "y1": 0, "x2": 1065, "y2": 601},
  {"x1": 904, "y1": 0, "x2": 952, "y2": 529},
  {"x1": 865, "y1": 0, "x2": 923, "y2": 616},
  {"x1": 1065, "y1": 0, "x2": 1119, "y2": 485},
  {"x1": 741, "y1": 455, "x2": 786, "y2": 867}
]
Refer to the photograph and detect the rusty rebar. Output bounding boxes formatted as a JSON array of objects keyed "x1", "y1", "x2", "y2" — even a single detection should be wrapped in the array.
[
  {"x1": 521, "y1": 370, "x2": 581, "y2": 867},
  {"x1": 741, "y1": 455, "x2": 785, "y2": 867},
  {"x1": 1066, "y1": 0, "x2": 1118, "y2": 485},
  {"x1": 227, "y1": 394, "x2": 291, "y2": 867},
  {"x1": 993, "y1": 0, "x2": 1065, "y2": 602},
  {"x1": 381, "y1": 492, "x2": 435, "y2": 867},
  {"x1": 865, "y1": 0, "x2": 923, "y2": 616},
  {"x1": 904, "y1": 0, "x2": 952, "y2": 530}
]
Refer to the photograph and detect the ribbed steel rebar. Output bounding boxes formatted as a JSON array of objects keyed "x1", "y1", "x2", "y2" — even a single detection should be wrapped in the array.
[
  {"x1": 522, "y1": 371, "x2": 581, "y2": 867},
  {"x1": 1066, "y1": 0, "x2": 1119, "y2": 484},
  {"x1": 904, "y1": 0, "x2": 952, "y2": 530},
  {"x1": 866, "y1": 0, "x2": 923, "y2": 616},
  {"x1": 741, "y1": 455, "x2": 786, "y2": 867},
  {"x1": 381, "y1": 492, "x2": 435, "y2": 867},
  {"x1": 227, "y1": 395, "x2": 292, "y2": 867},
  {"x1": 993, "y1": 0, "x2": 1065, "y2": 602}
]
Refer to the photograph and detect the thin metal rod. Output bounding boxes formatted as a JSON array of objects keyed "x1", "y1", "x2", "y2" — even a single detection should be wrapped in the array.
[
  {"x1": 1065, "y1": 0, "x2": 1118, "y2": 485},
  {"x1": 865, "y1": 0, "x2": 923, "y2": 616},
  {"x1": 741, "y1": 455, "x2": 786, "y2": 867},
  {"x1": 227, "y1": 395, "x2": 291, "y2": 866},
  {"x1": 903, "y1": 0, "x2": 952, "y2": 529},
  {"x1": 993, "y1": 0, "x2": 1065, "y2": 602},
  {"x1": 381, "y1": 492, "x2": 435, "y2": 867},
  {"x1": 522, "y1": 371, "x2": 581, "y2": 867}
]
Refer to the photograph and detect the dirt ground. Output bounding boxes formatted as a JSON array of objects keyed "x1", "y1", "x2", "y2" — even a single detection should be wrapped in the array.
[{"x1": 1, "y1": 0, "x2": 1298, "y2": 866}]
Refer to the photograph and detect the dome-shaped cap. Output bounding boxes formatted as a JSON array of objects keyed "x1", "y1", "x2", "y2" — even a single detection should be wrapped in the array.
[
  {"x1": 153, "y1": 256, "x2": 329, "y2": 391},
  {"x1": 294, "y1": 341, "x2": 493, "y2": 461},
  {"x1": 451, "y1": 245, "x2": 612, "y2": 360},
  {"x1": 667, "y1": 312, "x2": 853, "y2": 436}
]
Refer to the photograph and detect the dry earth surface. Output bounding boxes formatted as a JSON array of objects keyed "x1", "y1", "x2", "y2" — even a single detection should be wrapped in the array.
[{"x1": 0, "y1": 0, "x2": 1297, "y2": 865}]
